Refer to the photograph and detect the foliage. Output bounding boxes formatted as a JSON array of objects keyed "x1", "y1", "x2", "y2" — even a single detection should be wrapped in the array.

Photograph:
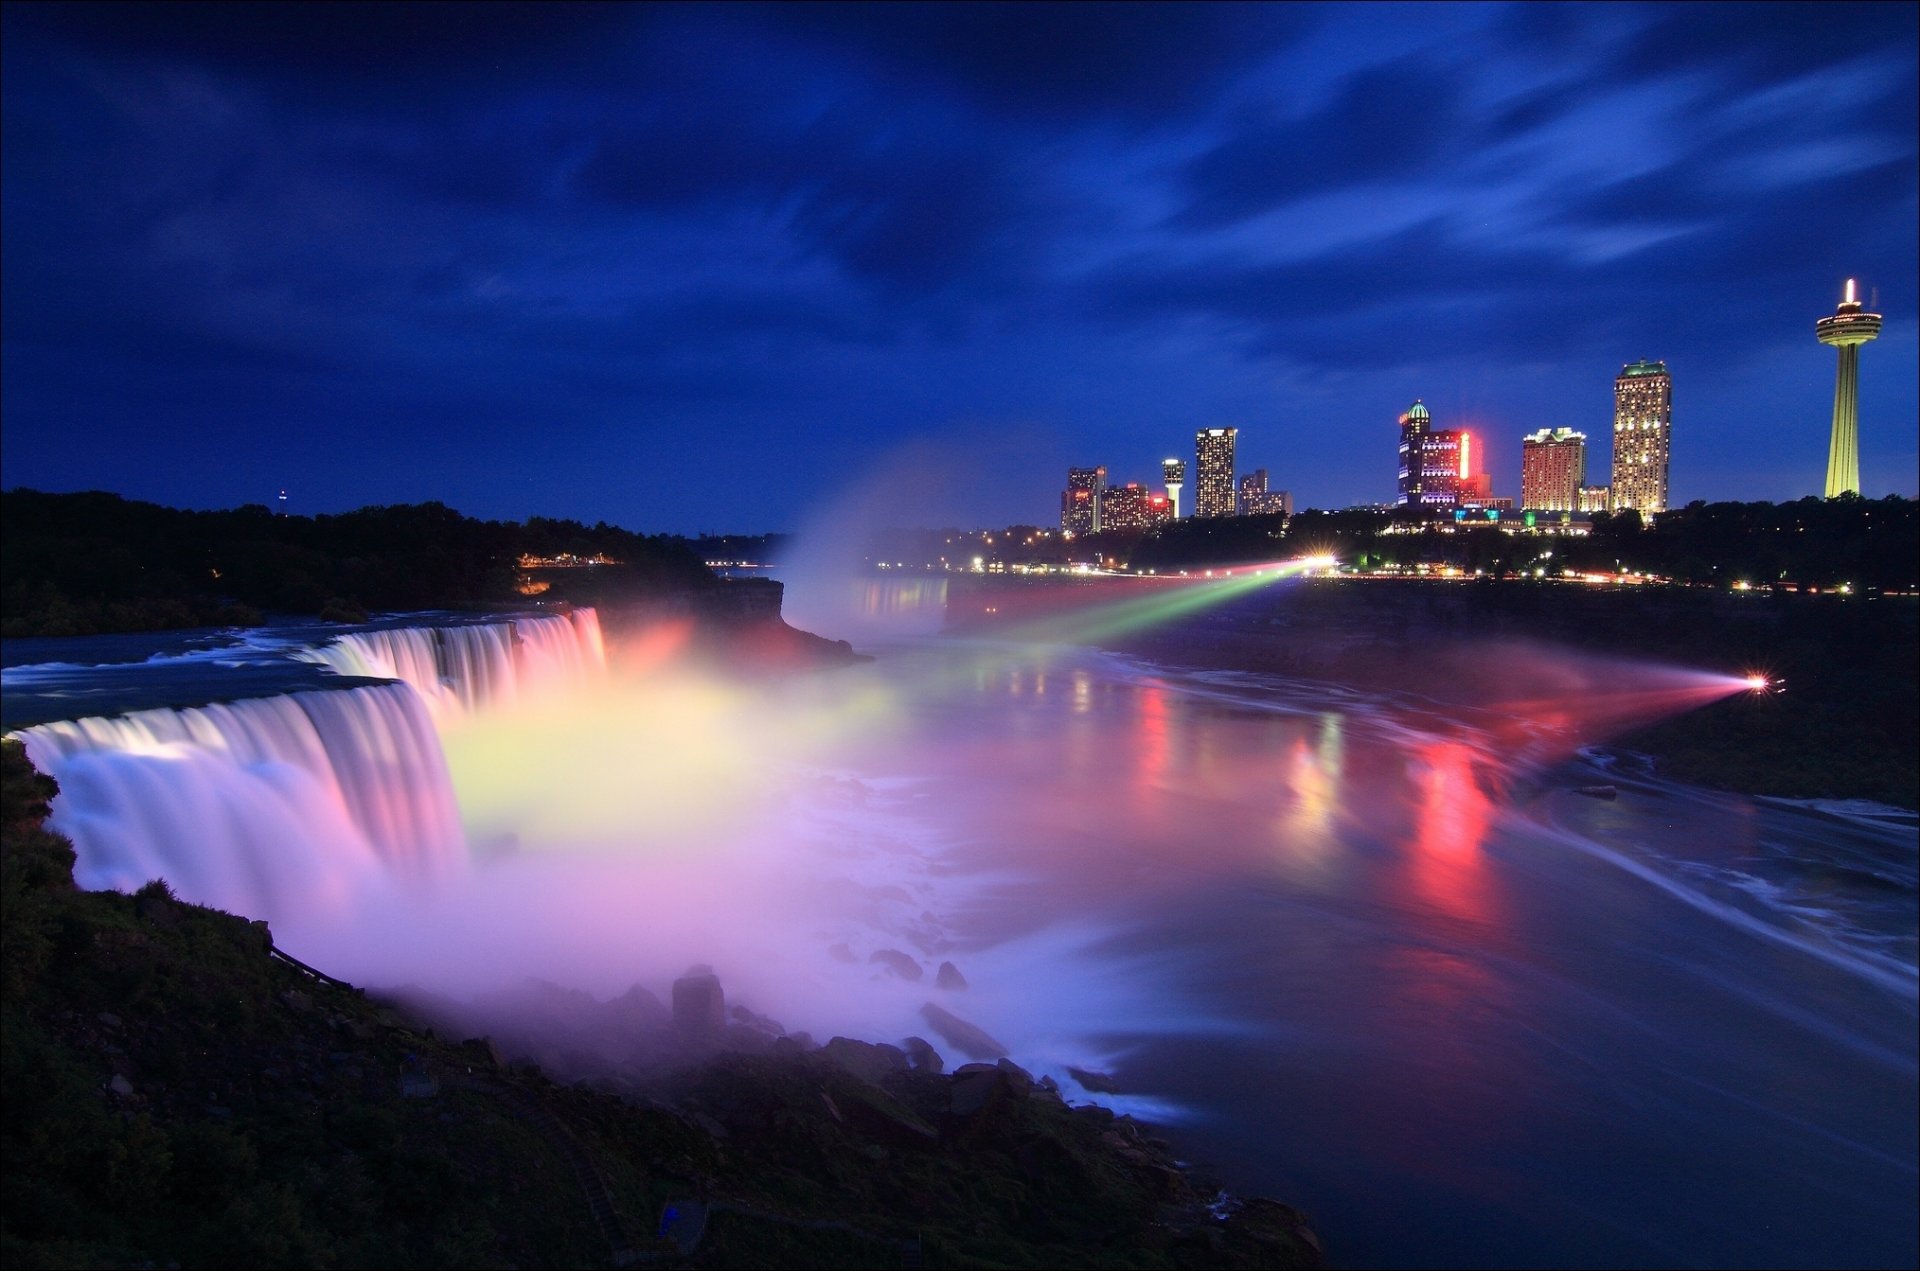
[
  {"x1": 1109, "y1": 497, "x2": 1920, "y2": 589},
  {"x1": 0, "y1": 489, "x2": 715, "y2": 636}
]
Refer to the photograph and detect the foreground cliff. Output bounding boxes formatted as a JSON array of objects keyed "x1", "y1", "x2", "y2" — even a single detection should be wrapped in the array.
[{"x1": 0, "y1": 740, "x2": 1321, "y2": 1269}]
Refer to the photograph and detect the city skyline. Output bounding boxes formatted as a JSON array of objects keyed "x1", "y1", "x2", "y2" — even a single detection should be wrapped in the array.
[{"x1": 1, "y1": 3, "x2": 1915, "y2": 533}]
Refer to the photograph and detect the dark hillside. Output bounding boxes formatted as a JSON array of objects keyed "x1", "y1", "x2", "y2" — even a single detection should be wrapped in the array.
[{"x1": 0, "y1": 740, "x2": 1322, "y2": 1269}]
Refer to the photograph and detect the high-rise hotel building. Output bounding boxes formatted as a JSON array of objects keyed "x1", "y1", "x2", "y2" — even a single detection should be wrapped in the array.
[
  {"x1": 1099, "y1": 483, "x2": 1174, "y2": 531},
  {"x1": 1061, "y1": 465, "x2": 1106, "y2": 536},
  {"x1": 1162, "y1": 458, "x2": 1187, "y2": 519},
  {"x1": 1238, "y1": 469, "x2": 1293, "y2": 516},
  {"x1": 1195, "y1": 428, "x2": 1238, "y2": 517},
  {"x1": 1611, "y1": 360, "x2": 1671, "y2": 514},
  {"x1": 1520, "y1": 428, "x2": 1586, "y2": 512},
  {"x1": 1396, "y1": 400, "x2": 1466, "y2": 507}
]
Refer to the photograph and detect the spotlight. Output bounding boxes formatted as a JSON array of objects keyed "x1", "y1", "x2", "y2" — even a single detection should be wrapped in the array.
[{"x1": 1743, "y1": 674, "x2": 1778, "y2": 694}]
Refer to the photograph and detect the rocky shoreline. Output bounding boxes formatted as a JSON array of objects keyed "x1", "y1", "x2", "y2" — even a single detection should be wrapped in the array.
[{"x1": 0, "y1": 740, "x2": 1324, "y2": 1269}]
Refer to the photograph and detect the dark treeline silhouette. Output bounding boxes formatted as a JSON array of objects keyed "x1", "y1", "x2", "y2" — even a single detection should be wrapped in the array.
[
  {"x1": 1, "y1": 489, "x2": 714, "y2": 637},
  {"x1": 1126, "y1": 495, "x2": 1916, "y2": 588}
]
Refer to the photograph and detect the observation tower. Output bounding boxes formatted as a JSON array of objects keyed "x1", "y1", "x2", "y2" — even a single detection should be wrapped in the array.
[
  {"x1": 1815, "y1": 278, "x2": 1881, "y2": 498},
  {"x1": 1162, "y1": 458, "x2": 1186, "y2": 519}
]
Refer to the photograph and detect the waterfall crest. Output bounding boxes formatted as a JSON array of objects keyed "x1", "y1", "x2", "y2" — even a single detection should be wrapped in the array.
[
  {"x1": 10, "y1": 608, "x2": 608, "y2": 919},
  {"x1": 294, "y1": 608, "x2": 606, "y2": 721}
]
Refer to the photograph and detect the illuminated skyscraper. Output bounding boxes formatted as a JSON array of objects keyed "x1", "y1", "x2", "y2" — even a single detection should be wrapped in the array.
[
  {"x1": 1099, "y1": 483, "x2": 1173, "y2": 531},
  {"x1": 1816, "y1": 278, "x2": 1881, "y2": 498},
  {"x1": 1061, "y1": 466, "x2": 1106, "y2": 536},
  {"x1": 1195, "y1": 428, "x2": 1237, "y2": 517},
  {"x1": 1396, "y1": 400, "x2": 1467, "y2": 508},
  {"x1": 1162, "y1": 458, "x2": 1186, "y2": 519},
  {"x1": 1520, "y1": 428, "x2": 1586, "y2": 512},
  {"x1": 1611, "y1": 360, "x2": 1671, "y2": 515}
]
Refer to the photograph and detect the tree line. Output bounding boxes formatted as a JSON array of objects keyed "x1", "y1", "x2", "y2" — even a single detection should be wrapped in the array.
[{"x1": 1, "y1": 489, "x2": 714, "y2": 637}]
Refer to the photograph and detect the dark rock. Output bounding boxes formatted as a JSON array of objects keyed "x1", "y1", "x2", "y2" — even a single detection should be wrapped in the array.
[
  {"x1": 947, "y1": 1062, "x2": 1027, "y2": 1117},
  {"x1": 658, "y1": 1198, "x2": 710, "y2": 1255},
  {"x1": 833, "y1": 1081, "x2": 939, "y2": 1147},
  {"x1": 901, "y1": 1035, "x2": 944, "y2": 1074},
  {"x1": 672, "y1": 965, "x2": 725, "y2": 1034},
  {"x1": 820, "y1": 1037, "x2": 909, "y2": 1085},
  {"x1": 827, "y1": 942, "x2": 858, "y2": 963},
  {"x1": 919, "y1": 1002, "x2": 1007, "y2": 1060},
  {"x1": 728, "y1": 1003, "x2": 785, "y2": 1035},
  {"x1": 995, "y1": 1057, "x2": 1034, "y2": 1093},
  {"x1": 934, "y1": 960, "x2": 968, "y2": 990},
  {"x1": 398, "y1": 1072, "x2": 439, "y2": 1098},
  {"x1": 608, "y1": 982, "x2": 670, "y2": 1032},
  {"x1": 1068, "y1": 1065, "x2": 1123, "y2": 1094},
  {"x1": 868, "y1": 949, "x2": 924, "y2": 981}
]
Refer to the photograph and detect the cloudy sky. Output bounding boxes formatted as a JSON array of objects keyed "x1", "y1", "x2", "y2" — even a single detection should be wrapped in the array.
[{"x1": 3, "y1": 2, "x2": 1914, "y2": 532}]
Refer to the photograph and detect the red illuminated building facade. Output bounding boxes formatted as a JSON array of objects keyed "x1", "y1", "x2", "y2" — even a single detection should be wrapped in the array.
[
  {"x1": 1060, "y1": 465, "x2": 1106, "y2": 535},
  {"x1": 1397, "y1": 400, "x2": 1470, "y2": 508}
]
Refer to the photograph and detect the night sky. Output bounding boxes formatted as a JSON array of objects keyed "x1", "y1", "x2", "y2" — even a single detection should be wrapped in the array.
[{"x1": 3, "y1": 2, "x2": 1914, "y2": 533}]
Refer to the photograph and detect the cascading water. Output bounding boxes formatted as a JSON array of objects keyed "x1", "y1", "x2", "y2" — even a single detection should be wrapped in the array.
[
  {"x1": 10, "y1": 607, "x2": 609, "y2": 925},
  {"x1": 294, "y1": 609, "x2": 607, "y2": 722},
  {"x1": 15, "y1": 682, "x2": 462, "y2": 921}
]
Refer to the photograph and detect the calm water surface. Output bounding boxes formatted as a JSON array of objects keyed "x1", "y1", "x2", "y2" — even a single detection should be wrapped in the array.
[{"x1": 819, "y1": 640, "x2": 1917, "y2": 1269}]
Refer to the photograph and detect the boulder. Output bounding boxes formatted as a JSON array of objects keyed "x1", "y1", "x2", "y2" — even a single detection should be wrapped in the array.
[
  {"x1": 919, "y1": 1002, "x2": 1007, "y2": 1060},
  {"x1": 608, "y1": 983, "x2": 670, "y2": 1032},
  {"x1": 728, "y1": 1003, "x2": 785, "y2": 1035},
  {"x1": 820, "y1": 1037, "x2": 909, "y2": 1085},
  {"x1": 868, "y1": 949, "x2": 924, "y2": 981},
  {"x1": 827, "y1": 942, "x2": 858, "y2": 963},
  {"x1": 672, "y1": 965, "x2": 725, "y2": 1034},
  {"x1": 947, "y1": 1061, "x2": 1028, "y2": 1117},
  {"x1": 833, "y1": 1081, "x2": 940, "y2": 1147},
  {"x1": 1067, "y1": 1065, "x2": 1123, "y2": 1094},
  {"x1": 995, "y1": 1057, "x2": 1035, "y2": 1094},
  {"x1": 901, "y1": 1035, "x2": 944, "y2": 1074},
  {"x1": 934, "y1": 960, "x2": 969, "y2": 990},
  {"x1": 948, "y1": 1064, "x2": 1001, "y2": 1116}
]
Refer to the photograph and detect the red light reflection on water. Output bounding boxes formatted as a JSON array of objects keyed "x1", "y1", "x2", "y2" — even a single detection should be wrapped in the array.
[
  {"x1": 1134, "y1": 677, "x2": 1172, "y2": 794},
  {"x1": 1406, "y1": 739, "x2": 1498, "y2": 925}
]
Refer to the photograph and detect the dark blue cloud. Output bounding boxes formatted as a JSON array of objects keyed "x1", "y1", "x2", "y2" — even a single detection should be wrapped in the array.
[
  {"x1": 754, "y1": 2, "x2": 1312, "y2": 124},
  {"x1": 1175, "y1": 54, "x2": 1470, "y2": 227},
  {"x1": 2, "y1": 2, "x2": 1914, "y2": 527}
]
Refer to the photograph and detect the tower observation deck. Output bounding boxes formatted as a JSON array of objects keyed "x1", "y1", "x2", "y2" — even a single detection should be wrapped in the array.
[{"x1": 1816, "y1": 278, "x2": 1881, "y2": 498}]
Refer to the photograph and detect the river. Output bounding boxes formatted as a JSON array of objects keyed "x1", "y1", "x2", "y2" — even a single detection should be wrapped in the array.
[{"x1": 5, "y1": 608, "x2": 1915, "y2": 1268}]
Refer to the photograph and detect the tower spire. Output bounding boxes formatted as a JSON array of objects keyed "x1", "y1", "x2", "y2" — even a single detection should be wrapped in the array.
[{"x1": 1816, "y1": 278, "x2": 1881, "y2": 498}]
